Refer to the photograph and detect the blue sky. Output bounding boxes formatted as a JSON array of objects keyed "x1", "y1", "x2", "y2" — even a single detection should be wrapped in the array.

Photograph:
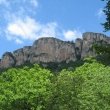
[{"x1": 0, "y1": 0, "x2": 108, "y2": 57}]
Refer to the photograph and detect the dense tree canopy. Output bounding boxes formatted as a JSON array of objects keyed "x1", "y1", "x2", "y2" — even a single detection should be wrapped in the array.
[
  {"x1": 0, "y1": 59, "x2": 110, "y2": 110},
  {"x1": 102, "y1": 0, "x2": 110, "y2": 31},
  {"x1": 0, "y1": 64, "x2": 54, "y2": 110}
]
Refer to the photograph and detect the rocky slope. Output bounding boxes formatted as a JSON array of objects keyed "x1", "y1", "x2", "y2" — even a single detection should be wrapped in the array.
[{"x1": 0, "y1": 32, "x2": 110, "y2": 69}]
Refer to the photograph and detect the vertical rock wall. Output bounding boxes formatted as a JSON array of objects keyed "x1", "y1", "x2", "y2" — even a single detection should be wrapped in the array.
[{"x1": 0, "y1": 32, "x2": 110, "y2": 69}]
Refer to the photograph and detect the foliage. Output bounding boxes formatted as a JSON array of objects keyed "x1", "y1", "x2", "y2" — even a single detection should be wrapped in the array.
[
  {"x1": 0, "y1": 64, "x2": 54, "y2": 110},
  {"x1": 93, "y1": 42, "x2": 110, "y2": 55},
  {"x1": 93, "y1": 42, "x2": 110, "y2": 65},
  {"x1": 101, "y1": 0, "x2": 110, "y2": 31},
  {"x1": 0, "y1": 59, "x2": 110, "y2": 109},
  {"x1": 73, "y1": 62, "x2": 110, "y2": 109},
  {"x1": 41, "y1": 60, "x2": 84, "y2": 73},
  {"x1": 48, "y1": 61, "x2": 110, "y2": 110}
]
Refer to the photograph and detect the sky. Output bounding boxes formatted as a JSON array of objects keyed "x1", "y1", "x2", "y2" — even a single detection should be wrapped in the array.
[{"x1": 0, "y1": 0, "x2": 108, "y2": 57}]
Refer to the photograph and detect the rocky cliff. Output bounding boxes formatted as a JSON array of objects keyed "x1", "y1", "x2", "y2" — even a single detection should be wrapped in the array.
[{"x1": 0, "y1": 32, "x2": 110, "y2": 69}]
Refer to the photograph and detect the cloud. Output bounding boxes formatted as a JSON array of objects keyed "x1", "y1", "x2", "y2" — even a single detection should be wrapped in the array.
[
  {"x1": 63, "y1": 30, "x2": 82, "y2": 41},
  {"x1": 0, "y1": 0, "x2": 38, "y2": 19},
  {"x1": 6, "y1": 16, "x2": 83, "y2": 43},
  {"x1": 6, "y1": 16, "x2": 59, "y2": 43},
  {"x1": 37, "y1": 22, "x2": 59, "y2": 38},
  {"x1": 1, "y1": 0, "x2": 61, "y2": 44},
  {"x1": 97, "y1": 8, "x2": 104, "y2": 18},
  {"x1": 0, "y1": 0, "x2": 38, "y2": 7},
  {"x1": 6, "y1": 17, "x2": 39, "y2": 40},
  {"x1": 0, "y1": 0, "x2": 83, "y2": 44},
  {"x1": 15, "y1": 39, "x2": 23, "y2": 44}
]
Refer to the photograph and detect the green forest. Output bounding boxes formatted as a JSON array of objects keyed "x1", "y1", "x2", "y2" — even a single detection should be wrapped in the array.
[
  {"x1": 0, "y1": 56, "x2": 110, "y2": 110},
  {"x1": 1, "y1": 0, "x2": 110, "y2": 110}
]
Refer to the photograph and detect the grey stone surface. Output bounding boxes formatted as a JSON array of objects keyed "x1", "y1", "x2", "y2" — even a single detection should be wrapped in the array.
[
  {"x1": 30, "y1": 37, "x2": 76, "y2": 63},
  {"x1": 81, "y1": 32, "x2": 110, "y2": 58},
  {"x1": 0, "y1": 32, "x2": 110, "y2": 69},
  {"x1": 0, "y1": 52, "x2": 15, "y2": 69},
  {"x1": 75, "y1": 38, "x2": 83, "y2": 60}
]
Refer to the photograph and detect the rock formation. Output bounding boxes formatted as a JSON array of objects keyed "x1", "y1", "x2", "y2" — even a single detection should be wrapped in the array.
[
  {"x1": 0, "y1": 32, "x2": 110, "y2": 69},
  {"x1": 81, "y1": 32, "x2": 110, "y2": 58}
]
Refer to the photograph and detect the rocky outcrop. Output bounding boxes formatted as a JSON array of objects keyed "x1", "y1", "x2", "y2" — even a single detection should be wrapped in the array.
[
  {"x1": 81, "y1": 32, "x2": 110, "y2": 58},
  {"x1": 0, "y1": 32, "x2": 110, "y2": 69},
  {"x1": 13, "y1": 46, "x2": 31, "y2": 66},
  {"x1": 30, "y1": 38, "x2": 76, "y2": 63},
  {"x1": 0, "y1": 52, "x2": 15, "y2": 69}
]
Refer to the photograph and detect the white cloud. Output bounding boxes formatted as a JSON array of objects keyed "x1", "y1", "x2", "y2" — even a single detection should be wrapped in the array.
[
  {"x1": 0, "y1": 0, "x2": 38, "y2": 19},
  {"x1": 6, "y1": 16, "x2": 83, "y2": 44},
  {"x1": 6, "y1": 16, "x2": 59, "y2": 43},
  {"x1": 7, "y1": 17, "x2": 39, "y2": 40},
  {"x1": 1, "y1": 0, "x2": 84, "y2": 44},
  {"x1": 2, "y1": 0, "x2": 61, "y2": 44},
  {"x1": 0, "y1": 0, "x2": 38, "y2": 7},
  {"x1": 15, "y1": 39, "x2": 23, "y2": 44},
  {"x1": 63, "y1": 30, "x2": 82, "y2": 41},
  {"x1": 97, "y1": 8, "x2": 104, "y2": 18},
  {"x1": 37, "y1": 22, "x2": 58, "y2": 38}
]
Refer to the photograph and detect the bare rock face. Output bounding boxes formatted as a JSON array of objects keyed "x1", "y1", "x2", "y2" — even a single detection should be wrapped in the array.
[
  {"x1": 30, "y1": 37, "x2": 76, "y2": 63},
  {"x1": 0, "y1": 32, "x2": 110, "y2": 70},
  {"x1": 23, "y1": 46, "x2": 31, "y2": 62},
  {"x1": 13, "y1": 49, "x2": 24, "y2": 66},
  {"x1": 75, "y1": 38, "x2": 83, "y2": 60},
  {"x1": 81, "y1": 32, "x2": 110, "y2": 58},
  {"x1": 0, "y1": 52, "x2": 15, "y2": 69},
  {"x1": 13, "y1": 46, "x2": 31, "y2": 66}
]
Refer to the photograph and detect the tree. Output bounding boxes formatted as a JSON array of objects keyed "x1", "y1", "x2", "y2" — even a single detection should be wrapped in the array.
[
  {"x1": 0, "y1": 64, "x2": 54, "y2": 110},
  {"x1": 93, "y1": 42, "x2": 110, "y2": 55},
  {"x1": 47, "y1": 61, "x2": 110, "y2": 110},
  {"x1": 102, "y1": 0, "x2": 110, "y2": 31}
]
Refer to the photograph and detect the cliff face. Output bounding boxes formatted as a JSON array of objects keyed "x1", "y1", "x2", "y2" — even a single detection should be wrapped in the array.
[
  {"x1": 81, "y1": 32, "x2": 110, "y2": 58},
  {"x1": 0, "y1": 32, "x2": 110, "y2": 69},
  {"x1": 30, "y1": 38, "x2": 76, "y2": 63}
]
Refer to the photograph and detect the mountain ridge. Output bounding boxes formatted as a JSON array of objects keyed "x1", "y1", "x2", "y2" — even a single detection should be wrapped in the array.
[{"x1": 0, "y1": 32, "x2": 110, "y2": 69}]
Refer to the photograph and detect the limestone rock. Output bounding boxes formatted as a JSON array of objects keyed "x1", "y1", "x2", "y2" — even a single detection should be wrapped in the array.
[
  {"x1": 75, "y1": 38, "x2": 83, "y2": 60},
  {"x1": 81, "y1": 32, "x2": 110, "y2": 58},
  {"x1": 23, "y1": 46, "x2": 31, "y2": 63},
  {"x1": 0, "y1": 32, "x2": 110, "y2": 70},
  {"x1": 13, "y1": 48, "x2": 24, "y2": 66},
  {"x1": 0, "y1": 52, "x2": 15, "y2": 69},
  {"x1": 30, "y1": 37, "x2": 76, "y2": 63}
]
